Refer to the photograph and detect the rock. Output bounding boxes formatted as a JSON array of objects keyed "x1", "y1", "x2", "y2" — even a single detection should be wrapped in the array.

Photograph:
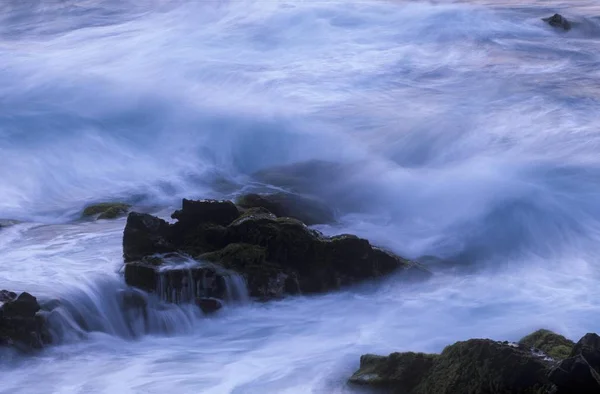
[
  {"x1": 519, "y1": 329, "x2": 575, "y2": 360},
  {"x1": 351, "y1": 339, "x2": 554, "y2": 394},
  {"x1": 124, "y1": 254, "x2": 228, "y2": 302},
  {"x1": 123, "y1": 198, "x2": 429, "y2": 302},
  {"x1": 195, "y1": 297, "x2": 223, "y2": 314},
  {"x1": 549, "y1": 333, "x2": 600, "y2": 394},
  {"x1": 543, "y1": 14, "x2": 571, "y2": 31},
  {"x1": 171, "y1": 199, "x2": 239, "y2": 227},
  {"x1": 236, "y1": 192, "x2": 335, "y2": 225},
  {"x1": 0, "y1": 291, "x2": 51, "y2": 350},
  {"x1": 0, "y1": 290, "x2": 17, "y2": 303},
  {"x1": 200, "y1": 243, "x2": 294, "y2": 299},
  {"x1": 123, "y1": 212, "x2": 174, "y2": 262},
  {"x1": 82, "y1": 202, "x2": 131, "y2": 220},
  {"x1": 349, "y1": 352, "x2": 438, "y2": 391}
]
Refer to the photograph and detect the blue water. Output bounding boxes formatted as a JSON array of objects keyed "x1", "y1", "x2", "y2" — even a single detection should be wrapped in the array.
[{"x1": 1, "y1": 0, "x2": 600, "y2": 393}]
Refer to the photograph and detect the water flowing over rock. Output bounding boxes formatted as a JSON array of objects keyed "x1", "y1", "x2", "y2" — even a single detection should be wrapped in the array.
[
  {"x1": 123, "y1": 198, "x2": 430, "y2": 301},
  {"x1": 124, "y1": 253, "x2": 248, "y2": 306},
  {"x1": 0, "y1": 291, "x2": 51, "y2": 351}
]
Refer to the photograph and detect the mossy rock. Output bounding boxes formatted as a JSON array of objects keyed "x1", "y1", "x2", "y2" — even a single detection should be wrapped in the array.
[
  {"x1": 82, "y1": 202, "x2": 130, "y2": 220},
  {"x1": 200, "y1": 243, "x2": 297, "y2": 299},
  {"x1": 349, "y1": 352, "x2": 438, "y2": 391},
  {"x1": 351, "y1": 340, "x2": 553, "y2": 394},
  {"x1": 519, "y1": 329, "x2": 575, "y2": 360}
]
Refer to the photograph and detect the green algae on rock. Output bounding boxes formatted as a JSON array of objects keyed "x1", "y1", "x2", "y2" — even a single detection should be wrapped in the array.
[
  {"x1": 122, "y1": 198, "x2": 431, "y2": 302},
  {"x1": 519, "y1": 329, "x2": 575, "y2": 360},
  {"x1": 82, "y1": 202, "x2": 131, "y2": 220}
]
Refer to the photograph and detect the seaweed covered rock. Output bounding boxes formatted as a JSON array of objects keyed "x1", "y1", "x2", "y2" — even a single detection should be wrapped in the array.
[
  {"x1": 543, "y1": 14, "x2": 571, "y2": 31},
  {"x1": 417, "y1": 339, "x2": 552, "y2": 394},
  {"x1": 123, "y1": 198, "x2": 429, "y2": 301},
  {"x1": 519, "y1": 329, "x2": 574, "y2": 360},
  {"x1": 82, "y1": 202, "x2": 131, "y2": 220},
  {"x1": 0, "y1": 291, "x2": 51, "y2": 351},
  {"x1": 549, "y1": 333, "x2": 600, "y2": 394},
  {"x1": 236, "y1": 192, "x2": 335, "y2": 225},
  {"x1": 349, "y1": 352, "x2": 437, "y2": 391},
  {"x1": 350, "y1": 339, "x2": 554, "y2": 394}
]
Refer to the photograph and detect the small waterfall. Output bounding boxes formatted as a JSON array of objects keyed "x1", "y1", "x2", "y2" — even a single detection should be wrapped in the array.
[
  {"x1": 42, "y1": 276, "x2": 202, "y2": 344},
  {"x1": 152, "y1": 254, "x2": 250, "y2": 305},
  {"x1": 224, "y1": 273, "x2": 250, "y2": 304}
]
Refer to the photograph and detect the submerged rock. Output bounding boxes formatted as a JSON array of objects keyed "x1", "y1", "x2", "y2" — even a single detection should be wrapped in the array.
[
  {"x1": 123, "y1": 198, "x2": 429, "y2": 302},
  {"x1": 0, "y1": 291, "x2": 51, "y2": 351},
  {"x1": 82, "y1": 202, "x2": 131, "y2": 220},
  {"x1": 236, "y1": 192, "x2": 335, "y2": 225},
  {"x1": 543, "y1": 14, "x2": 571, "y2": 31},
  {"x1": 195, "y1": 297, "x2": 223, "y2": 314},
  {"x1": 519, "y1": 329, "x2": 574, "y2": 360}
]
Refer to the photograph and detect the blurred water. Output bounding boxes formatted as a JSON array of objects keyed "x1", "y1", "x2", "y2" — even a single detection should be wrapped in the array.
[{"x1": 1, "y1": 0, "x2": 599, "y2": 393}]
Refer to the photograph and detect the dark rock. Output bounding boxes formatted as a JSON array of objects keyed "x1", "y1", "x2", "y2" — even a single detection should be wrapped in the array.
[
  {"x1": 0, "y1": 291, "x2": 51, "y2": 350},
  {"x1": 236, "y1": 192, "x2": 335, "y2": 225},
  {"x1": 0, "y1": 290, "x2": 17, "y2": 303},
  {"x1": 123, "y1": 212, "x2": 174, "y2": 262},
  {"x1": 519, "y1": 329, "x2": 575, "y2": 360},
  {"x1": 195, "y1": 297, "x2": 223, "y2": 314},
  {"x1": 123, "y1": 198, "x2": 429, "y2": 302},
  {"x1": 2, "y1": 292, "x2": 40, "y2": 318},
  {"x1": 550, "y1": 333, "x2": 600, "y2": 394},
  {"x1": 352, "y1": 339, "x2": 553, "y2": 394},
  {"x1": 349, "y1": 352, "x2": 438, "y2": 391},
  {"x1": 125, "y1": 254, "x2": 228, "y2": 302},
  {"x1": 200, "y1": 243, "x2": 291, "y2": 299},
  {"x1": 82, "y1": 202, "x2": 131, "y2": 220},
  {"x1": 543, "y1": 14, "x2": 571, "y2": 31},
  {"x1": 171, "y1": 199, "x2": 239, "y2": 227}
]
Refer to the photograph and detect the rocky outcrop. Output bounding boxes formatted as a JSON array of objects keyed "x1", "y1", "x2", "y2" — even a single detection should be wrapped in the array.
[
  {"x1": 543, "y1": 14, "x2": 571, "y2": 31},
  {"x1": 349, "y1": 330, "x2": 600, "y2": 394},
  {"x1": 519, "y1": 329, "x2": 575, "y2": 360},
  {"x1": 82, "y1": 202, "x2": 131, "y2": 220},
  {"x1": 351, "y1": 339, "x2": 552, "y2": 394},
  {"x1": 123, "y1": 212, "x2": 175, "y2": 262},
  {"x1": 122, "y1": 198, "x2": 430, "y2": 301},
  {"x1": 549, "y1": 333, "x2": 600, "y2": 394},
  {"x1": 236, "y1": 192, "x2": 335, "y2": 225},
  {"x1": 0, "y1": 290, "x2": 51, "y2": 351}
]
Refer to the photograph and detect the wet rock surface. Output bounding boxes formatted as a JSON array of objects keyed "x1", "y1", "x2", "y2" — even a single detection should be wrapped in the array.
[
  {"x1": 0, "y1": 291, "x2": 51, "y2": 351},
  {"x1": 350, "y1": 330, "x2": 600, "y2": 394},
  {"x1": 123, "y1": 198, "x2": 430, "y2": 301}
]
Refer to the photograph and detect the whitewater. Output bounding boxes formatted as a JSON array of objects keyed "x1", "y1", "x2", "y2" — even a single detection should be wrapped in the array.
[{"x1": 1, "y1": 0, "x2": 600, "y2": 392}]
